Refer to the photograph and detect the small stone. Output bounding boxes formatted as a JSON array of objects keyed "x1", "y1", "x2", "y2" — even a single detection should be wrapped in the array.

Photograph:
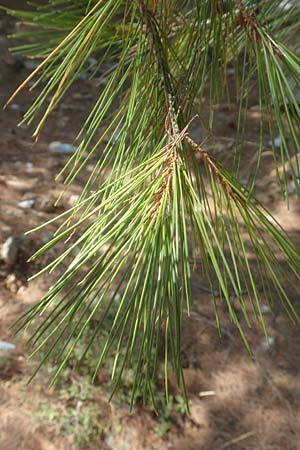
[
  {"x1": 25, "y1": 162, "x2": 34, "y2": 173},
  {"x1": 261, "y1": 304, "x2": 272, "y2": 314},
  {"x1": 48, "y1": 141, "x2": 77, "y2": 155},
  {"x1": 68, "y1": 194, "x2": 80, "y2": 207},
  {"x1": 0, "y1": 341, "x2": 16, "y2": 353},
  {"x1": 86, "y1": 164, "x2": 94, "y2": 172},
  {"x1": 268, "y1": 136, "x2": 281, "y2": 148},
  {"x1": 9, "y1": 103, "x2": 20, "y2": 111},
  {"x1": 18, "y1": 199, "x2": 35, "y2": 209},
  {"x1": 0, "y1": 236, "x2": 19, "y2": 266},
  {"x1": 261, "y1": 336, "x2": 275, "y2": 353},
  {"x1": 287, "y1": 178, "x2": 300, "y2": 195},
  {"x1": 5, "y1": 273, "x2": 20, "y2": 293},
  {"x1": 0, "y1": 342, "x2": 23, "y2": 379}
]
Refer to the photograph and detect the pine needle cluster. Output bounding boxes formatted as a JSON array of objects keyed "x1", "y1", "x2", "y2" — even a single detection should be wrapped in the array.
[{"x1": 2, "y1": 0, "x2": 300, "y2": 408}]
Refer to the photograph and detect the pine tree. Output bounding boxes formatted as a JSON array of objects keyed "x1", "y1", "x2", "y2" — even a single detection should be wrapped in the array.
[{"x1": 2, "y1": 0, "x2": 300, "y2": 409}]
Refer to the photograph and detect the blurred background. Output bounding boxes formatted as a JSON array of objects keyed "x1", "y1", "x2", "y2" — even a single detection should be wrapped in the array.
[{"x1": 0, "y1": 2, "x2": 300, "y2": 450}]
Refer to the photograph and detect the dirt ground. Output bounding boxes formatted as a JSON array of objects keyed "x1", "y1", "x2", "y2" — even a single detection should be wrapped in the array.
[{"x1": 1, "y1": 6, "x2": 300, "y2": 450}]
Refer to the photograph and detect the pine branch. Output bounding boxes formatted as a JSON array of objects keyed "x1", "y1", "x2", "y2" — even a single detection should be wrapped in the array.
[{"x1": 2, "y1": 0, "x2": 300, "y2": 410}]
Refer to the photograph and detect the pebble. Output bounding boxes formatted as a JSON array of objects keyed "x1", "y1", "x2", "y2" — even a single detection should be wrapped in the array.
[
  {"x1": 18, "y1": 199, "x2": 35, "y2": 209},
  {"x1": 268, "y1": 136, "x2": 281, "y2": 148},
  {"x1": 261, "y1": 304, "x2": 271, "y2": 315},
  {"x1": 260, "y1": 336, "x2": 275, "y2": 353},
  {"x1": 287, "y1": 178, "x2": 300, "y2": 195},
  {"x1": 68, "y1": 194, "x2": 80, "y2": 207},
  {"x1": 9, "y1": 103, "x2": 20, "y2": 111},
  {"x1": 0, "y1": 341, "x2": 16, "y2": 353},
  {"x1": 25, "y1": 162, "x2": 34, "y2": 173},
  {"x1": 5, "y1": 273, "x2": 21, "y2": 293},
  {"x1": 48, "y1": 141, "x2": 77, "y2": 155},
  {"x1": 86, "y1": 164, "x2": 94, "y2": 172},
  {"x1": 0, "y1": 236, "x2": 19, "y2": 266}
]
